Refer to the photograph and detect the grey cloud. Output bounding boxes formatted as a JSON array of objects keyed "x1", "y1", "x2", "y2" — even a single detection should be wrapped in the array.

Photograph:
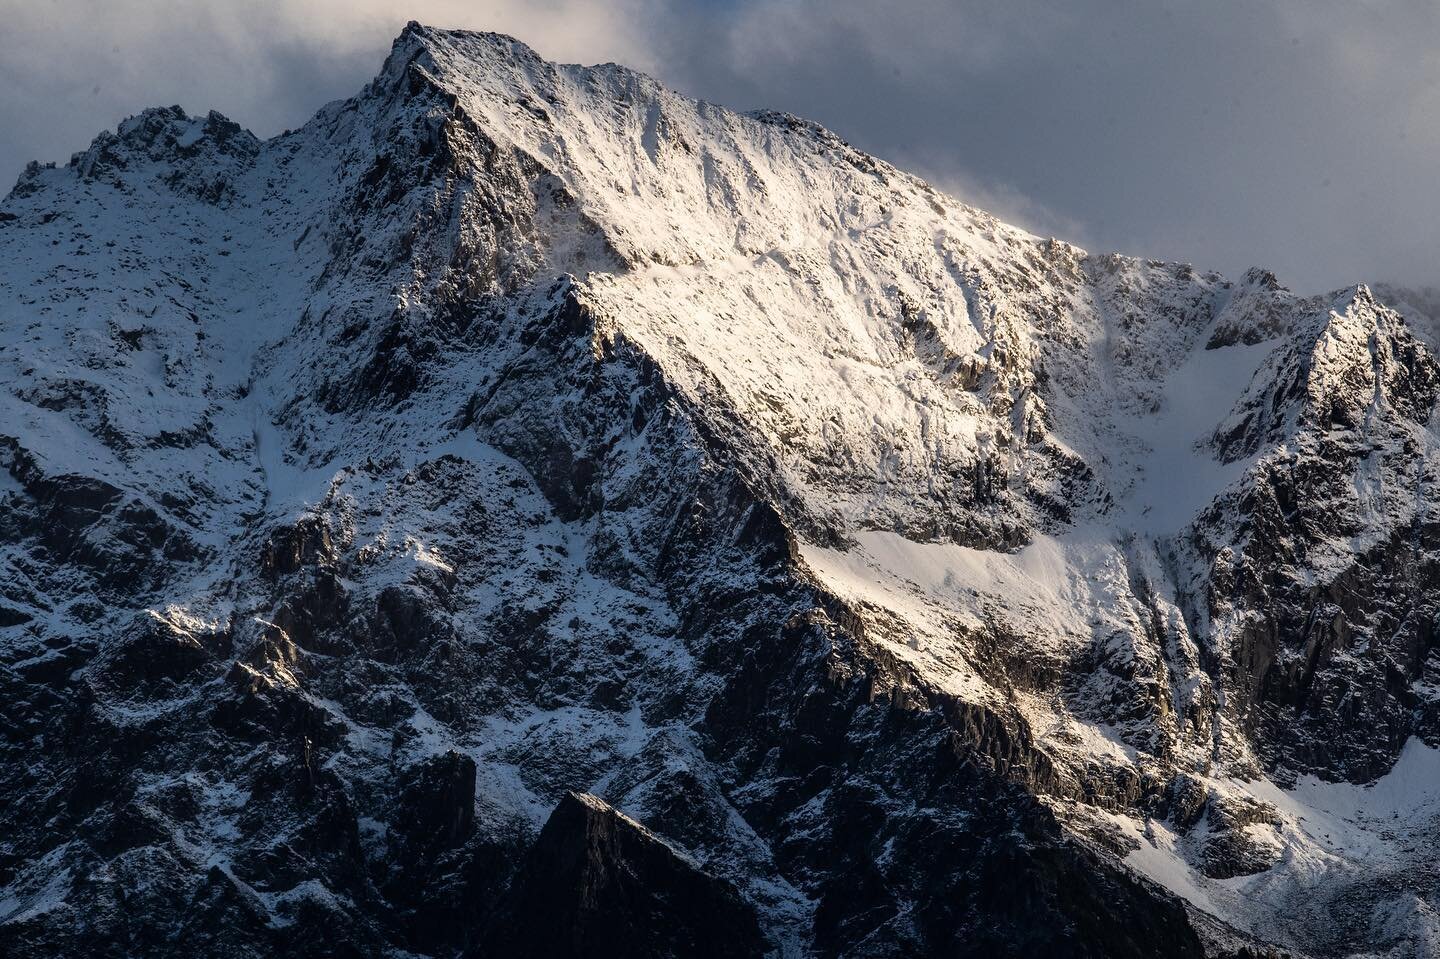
[
  {"x1": 0, "y1": 0, "x2": 658, "y2": 183},
  {"x1": 673, "y1": 0, "x2": 1440, "y2": 290},
  {"x1": 2, "y1": 0, "x2": 1434, "y2": 292}
]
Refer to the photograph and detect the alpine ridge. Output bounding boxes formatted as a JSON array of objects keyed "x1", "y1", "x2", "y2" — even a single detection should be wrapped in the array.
[{"x1": 2, "y1": 21, "x2": 1439, "y2": 958}]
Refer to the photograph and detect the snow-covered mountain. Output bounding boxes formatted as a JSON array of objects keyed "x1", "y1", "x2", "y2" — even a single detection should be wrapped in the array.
[{"x1": 3, "y1": 22, "x2": 1438, "y2": 957}]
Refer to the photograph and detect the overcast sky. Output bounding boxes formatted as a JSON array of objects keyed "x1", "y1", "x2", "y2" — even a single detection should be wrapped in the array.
[{"x1": 2, "y1": 0, "x2": 1435, "y2": 292}]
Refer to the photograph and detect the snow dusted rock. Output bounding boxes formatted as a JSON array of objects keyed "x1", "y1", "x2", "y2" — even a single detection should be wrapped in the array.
[
  {"x1": 1189, "y1": 286, "x2": 1440, "y2": 781},
  {"x1": 0, "y1": 19, "x2": 1437, "y2": 957}
]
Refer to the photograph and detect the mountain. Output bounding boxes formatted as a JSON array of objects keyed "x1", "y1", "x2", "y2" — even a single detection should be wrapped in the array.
[{"x1": 2, "y1": 21, "x2": 1438, "y2": 958}]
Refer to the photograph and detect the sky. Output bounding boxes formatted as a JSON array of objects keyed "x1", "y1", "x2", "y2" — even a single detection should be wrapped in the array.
[{"x1": 1, "y1": 0, "x2": 1435, "y2": 293}]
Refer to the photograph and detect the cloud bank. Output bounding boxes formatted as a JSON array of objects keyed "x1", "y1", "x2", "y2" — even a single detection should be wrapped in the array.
[{"x1": 3, "y1": 0, "x2": 1434, "y2": 291}]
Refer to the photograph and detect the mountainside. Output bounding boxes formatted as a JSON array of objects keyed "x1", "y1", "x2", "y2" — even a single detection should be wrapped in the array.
[{"x1": 3, "y1": 22, "x2": 1439, "y2": 958}]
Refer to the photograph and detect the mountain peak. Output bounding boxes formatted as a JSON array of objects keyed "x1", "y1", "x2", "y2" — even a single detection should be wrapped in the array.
[{"x1": 386, "y1": 20, "x2": 551, "y2": 83}]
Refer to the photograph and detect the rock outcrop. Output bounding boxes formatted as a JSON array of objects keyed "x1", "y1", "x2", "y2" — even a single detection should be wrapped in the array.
[{"x1": 478, "y1": 792, "x2": 767, "y2": 958}]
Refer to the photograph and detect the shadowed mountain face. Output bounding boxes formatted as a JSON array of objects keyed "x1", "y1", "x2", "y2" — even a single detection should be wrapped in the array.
[
  {"x1": 477, "y1": 791, "x2": 769, "y2": 959},
  {"x1": 1, "y1": 21, "x2": 1437, "y2": 958}
]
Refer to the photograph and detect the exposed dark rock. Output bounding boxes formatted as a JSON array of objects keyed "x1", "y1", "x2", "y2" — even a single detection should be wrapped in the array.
[{"x1": 477, "y1": 792, "x2": 768, "y2": 959}]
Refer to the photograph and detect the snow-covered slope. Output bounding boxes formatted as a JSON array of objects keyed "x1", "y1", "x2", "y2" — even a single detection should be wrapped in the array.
[{"x1": 2, "y1": 22, "x2": 1438, "y2": 958}]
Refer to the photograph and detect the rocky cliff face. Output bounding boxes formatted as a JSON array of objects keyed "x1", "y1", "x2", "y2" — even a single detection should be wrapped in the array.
[{"x1": 1, "y1": 22, "x2": 1437, "y2": 958}]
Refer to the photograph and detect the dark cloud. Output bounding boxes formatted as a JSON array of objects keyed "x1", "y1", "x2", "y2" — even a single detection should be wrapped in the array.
[{"x1": 3, "y1": 0, "x2": 1434, "y2": 291}]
